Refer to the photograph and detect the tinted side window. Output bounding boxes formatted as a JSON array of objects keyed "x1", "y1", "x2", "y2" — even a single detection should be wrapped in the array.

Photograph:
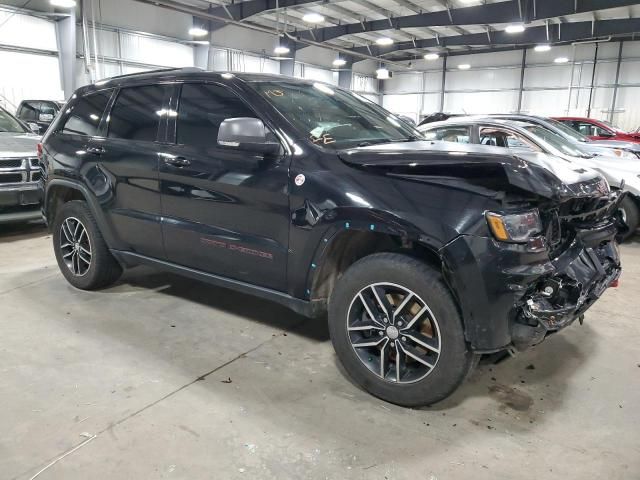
[
  {"x1": 108, "y1": 85, "x2": 169, "y2": 142},
  {"x1": 423, "y1": 126, "x2": 471, "y2": 143},
  {"x1": 18, "y1": 102, "x2": 39, "y2": 121},
  {"x1": 61, "y1": 91, "x2": 112, "y2": 136},
  {"x1": 177, "y1": 83, "x2": 255, "y2": 148}
]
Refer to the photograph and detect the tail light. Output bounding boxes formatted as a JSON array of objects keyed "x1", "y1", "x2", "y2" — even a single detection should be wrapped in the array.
[{"x1": 37, "y1": 143, "x2": 43, "y2": 160}]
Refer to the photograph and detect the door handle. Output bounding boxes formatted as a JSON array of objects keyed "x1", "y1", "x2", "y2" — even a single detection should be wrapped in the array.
[
  {"x1": 86, "y1": 146, "x2": 105, "y2": 155},
  {"x1": 163, "y1": 156, "x2": 191, "y2": 167}
]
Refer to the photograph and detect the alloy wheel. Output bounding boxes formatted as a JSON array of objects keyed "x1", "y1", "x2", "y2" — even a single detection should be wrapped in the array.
[
  {"x1": 346, "y1": 282, "x2": 441, "y2": 384},
  {"x1": 60, "y1": 217, "x2": 92, "y2": 277}
]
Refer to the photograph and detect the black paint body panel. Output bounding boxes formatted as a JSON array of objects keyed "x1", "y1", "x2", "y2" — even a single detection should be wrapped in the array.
[{"x1": 40, "y1": 70, "x2": 621, "y2": 353}]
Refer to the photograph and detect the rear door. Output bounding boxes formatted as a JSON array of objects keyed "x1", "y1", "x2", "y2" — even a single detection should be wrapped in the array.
[
  {"x1": 95, "y1": 84, "x2": 172, "y2": 259},
  {"x1": 158, "y1": 82, "x2": 290, "y2": 291}
]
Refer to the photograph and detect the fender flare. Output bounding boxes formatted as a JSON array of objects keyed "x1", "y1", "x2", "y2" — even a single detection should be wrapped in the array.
[
  {"x1": 45, "y1": 178, "x2": 120, "y2": 249},
  {"x1": 302, "y1": 208, "x2": 444, "y2": 300}
]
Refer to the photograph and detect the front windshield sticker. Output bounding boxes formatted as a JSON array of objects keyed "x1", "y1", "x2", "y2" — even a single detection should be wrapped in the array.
[
  {"x1": 310, "y1": 133, "x2": 335, "y2": 145},
  {"x1": 265, "y1": 89, "x2": 285, "y2": 97}
]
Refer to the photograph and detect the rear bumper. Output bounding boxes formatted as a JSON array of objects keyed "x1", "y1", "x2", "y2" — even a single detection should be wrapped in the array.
[
  {"x1": 440, "y1": 221, "x2": 620, "y2": 352},
  {"x1": 0, "y1": 184, "x2": 43, "y2": 224}
]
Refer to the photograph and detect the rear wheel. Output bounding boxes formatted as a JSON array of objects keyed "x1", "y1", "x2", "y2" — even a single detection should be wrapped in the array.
[
  {"x1": 328, "y1": 253, "x2": 477, "y2": 407},
  {"x1": 53, "y1": 200, "x2": 122, "y2": 290}
]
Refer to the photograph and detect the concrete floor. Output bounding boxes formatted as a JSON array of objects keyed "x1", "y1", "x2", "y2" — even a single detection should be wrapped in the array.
[{"x1": 1, "y1": 224, "x2": 639, "y2": 480}]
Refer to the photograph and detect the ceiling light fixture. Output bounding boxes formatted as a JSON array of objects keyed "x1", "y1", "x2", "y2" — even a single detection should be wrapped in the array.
[
  {"x1": 302, "y1": 12, "x2": 325, "y2": 23},
  {"x1": 50, "y1": 0, "x2": 76, "y2": 7},
  {"x1": 376, "y1": 68, "x2": 390, "y2": 79},
  {"x1": 376, "y1": 37, "x2": 394, "y2": 46},
  {"x1": 458, "y1": 64, "x2": 471, "y2": 70},
  {"x1": 424, "y1": 53, "x2": 440, "y2": 60},
  {"x1": 188, "y1": 27, "x2": 208, "y2": 37},
  {"x1": 332, "y1": 58, "x2": 347, "y2": 67},
  {"x1": 274, "y1": 46, "x2": 291, "y2": 54},
  {"x1": 505, "y1": 24, "x2": 525, "y2": 34},
  {"x1": 534, "y1": 44, "x2": 552, "y2": 52},
  {"x1": 554, "y1": 57, "x2": 569, "y2": 63}
]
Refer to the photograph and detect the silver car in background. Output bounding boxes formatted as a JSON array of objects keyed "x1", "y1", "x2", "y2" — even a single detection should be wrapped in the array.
[
  {"x1": 0, "y1": 106, "x2": 42, "y2": 224},
  {"x1": 419, "y1": 118, "x2": 640, "y2": 239}
]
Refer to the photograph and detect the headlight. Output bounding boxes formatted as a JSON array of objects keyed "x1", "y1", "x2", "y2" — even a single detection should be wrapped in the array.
[
  {"x1": 486, "y1": 210, "x2": 543, "y2": 243},
  {"x1": 612, "y1": 149, "x2": 636, "y2": 159}
]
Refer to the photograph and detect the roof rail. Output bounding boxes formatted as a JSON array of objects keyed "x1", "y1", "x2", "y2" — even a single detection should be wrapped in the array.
[{"x1": 94, "y1": 67, "x2": 203, "y2": 84}]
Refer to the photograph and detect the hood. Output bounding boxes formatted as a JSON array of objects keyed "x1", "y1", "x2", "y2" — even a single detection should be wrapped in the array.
[
  {"x1": 0, "y1": 132, "x2": 40, "y2": 158},
  {"x1": 339, "y1": 140, "x2": 604, "y2": 201},
  {"x1": 572, "y1": 154, "x2": 640, "y2": 195},
  {"x1": 588, "y1": 139, "x2": 640, "y2": 153}
]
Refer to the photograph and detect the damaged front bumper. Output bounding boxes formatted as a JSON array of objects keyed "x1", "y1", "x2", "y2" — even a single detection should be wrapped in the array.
[
  {"x1": 440, "y1": 220, "x2": 621, "y2": 353},
  {"x1": 512, "y1": 225, "x2": 621, "y2": 350}
]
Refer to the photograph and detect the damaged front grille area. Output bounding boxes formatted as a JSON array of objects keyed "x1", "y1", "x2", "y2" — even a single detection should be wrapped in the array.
[
  {"x1": 541, "y1": 185, "x2": 624, "y2": 259},
  {"x1": 511, "y1": 183, "x2": 623, "y2": 351}
]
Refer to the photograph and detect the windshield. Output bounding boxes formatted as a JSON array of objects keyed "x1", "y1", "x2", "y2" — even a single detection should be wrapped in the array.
[
  {"x1": 546, "y1": 118, "x2": 590, "y2": 142},
  {"x1": 523, "y1": 124, "x2": 591, "y2": 158},
  {"x1": 0, "y1": 108, "x2": 27, "y2": 133},
  {"x1": 250, "y1": 81, "x2": 420, "y2": 149},
  {"x1": 599, "y1": 119, "x2": 624, "y2": 133}
]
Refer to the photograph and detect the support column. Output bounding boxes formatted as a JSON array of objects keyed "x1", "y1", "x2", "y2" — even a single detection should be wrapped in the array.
[
  {"x1": 609, "y1": 41, "x2": 623, "y2": 123},
  {"x1": 192, "y1": 16, "x2": 210, "y2": 70},
  {"x1": 586, "y1": 43, "x2": 598, "y2": 118},
  {"x1": 55, "y1": 9, "x2": 77, "y2": 100},
  {"x1": 517, "y1": 48, "x2": 527, "y2": 113},
  {"x1": 337, "y1": 56, "x2": 354, "y2": 90},
  {"x1": 439, "y1": 56, "x2": 447, "y2": 112},
  {"x1": 279, "y1": 38, "x2": 296, "y2": 77}
]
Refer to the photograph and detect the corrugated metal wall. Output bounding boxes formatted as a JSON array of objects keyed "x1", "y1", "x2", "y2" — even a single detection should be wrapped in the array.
[
  {"x1": 382, "y1": 41, "x2": 640, "y2": 131},
  {"x1": 0, "y1": 9, "x2": 63, "y2": 110}
]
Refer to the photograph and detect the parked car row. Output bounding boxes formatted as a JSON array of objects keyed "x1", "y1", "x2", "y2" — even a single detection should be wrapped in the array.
[
  {"x1": 0, "y1": 106, "x2": 42, "y2": 224},
  {"x1": 419, "y1": 115, "x2": 640, "y2": 239},
  {"x1": 38, "y1": 69, "x2": 624, "y2": 406}
]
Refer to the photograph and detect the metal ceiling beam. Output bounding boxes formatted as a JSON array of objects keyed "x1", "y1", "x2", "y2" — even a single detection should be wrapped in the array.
[
  {"x1": 131, "y1": 0, "x2": 412, "y2": 68},
  {"x1": 208, "y1": 0, "x2": 318, "y2": 22},
  {"x1": 293, "y1": 0, "x2": 639, "y2": 44},
  {"x1": 347, "y1": 17, "x2": 640, "y2": 59}
]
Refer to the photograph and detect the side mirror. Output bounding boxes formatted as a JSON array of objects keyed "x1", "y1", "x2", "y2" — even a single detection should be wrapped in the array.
[
  {"x1": 217, "y1": 117, "x2": 280, "y2": 155},
  {"x1": 39, "y1": 113, "x2": 54, "y2": 123},
  {"x1": 27, "y1": 122, "x2": 40, "y2": 133},
  {"x1": 599, "y1": 130, "x2": 615, "y2": 138}
]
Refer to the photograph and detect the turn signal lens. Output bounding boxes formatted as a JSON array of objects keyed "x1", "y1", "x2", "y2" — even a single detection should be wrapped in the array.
[
  {"x1": 486, "y1": 210, "x2": 543, "y2": 243},
  {"x1": 486, "y1": 213, "x2": 510, "y2": 241}
]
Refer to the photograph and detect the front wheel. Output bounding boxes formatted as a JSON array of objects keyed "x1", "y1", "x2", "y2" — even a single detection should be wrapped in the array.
[
  {"x1": 618, "y1": 195, "x2": 639, "y2": 241},
  {"x1": 328, "y1": 253, "x2": 477, "y2": 407}
]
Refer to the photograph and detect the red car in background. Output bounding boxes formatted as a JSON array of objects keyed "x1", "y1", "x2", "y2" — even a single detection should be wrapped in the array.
[{"x1": 554, "y1": 116, "x2": 640, "y2": 143}]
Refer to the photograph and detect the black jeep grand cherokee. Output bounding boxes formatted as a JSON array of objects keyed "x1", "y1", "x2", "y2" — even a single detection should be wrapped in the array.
[{"x1": 41, "y1": 69, "x2": 622, "y2": 406}]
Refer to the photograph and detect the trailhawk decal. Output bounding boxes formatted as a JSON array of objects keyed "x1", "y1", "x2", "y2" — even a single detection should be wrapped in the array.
[{"x1": 200, "y1": 237, "x2": 274, "y2": 260}]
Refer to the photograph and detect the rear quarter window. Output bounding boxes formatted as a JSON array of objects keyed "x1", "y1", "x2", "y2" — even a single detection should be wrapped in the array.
[{"x1": 60, "y1": 90, "x2": 112, "y2": 136}]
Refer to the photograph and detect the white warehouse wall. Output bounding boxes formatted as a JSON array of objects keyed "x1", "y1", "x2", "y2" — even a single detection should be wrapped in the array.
[
  {"x1": 0, "y1": 9, "x2": 63, "y2": 110},
  {"x1": 383, "y1": 41, "x2": 640, "y2": 131}
]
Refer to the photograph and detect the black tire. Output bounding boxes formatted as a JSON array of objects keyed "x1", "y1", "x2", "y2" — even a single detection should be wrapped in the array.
[
  {"x1": 328, "y1": 252, "x2": 477, "y2": 407},
  {"x1": 53, "y1": 200, "x2": 122, "y2": 290},
  {"x1": 619, "y1": 195, "x2": 639, "y2": 241}
]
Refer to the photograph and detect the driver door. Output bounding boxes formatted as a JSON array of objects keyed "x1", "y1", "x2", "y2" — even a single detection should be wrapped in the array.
[{"x1": 158, "y1": 82, "x2": 290, "y2": 291}]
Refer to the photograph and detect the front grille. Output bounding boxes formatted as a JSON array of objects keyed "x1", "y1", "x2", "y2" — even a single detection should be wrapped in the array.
[
  {"x1": 0, "y1": 159, "x2": 24, "y2": 169},
  {"x1": 0, "y1": 157, "x2": 39, "y2": 185},
  {"x1": 0, "y1": 173, "x2": 26, "y2": 184}
]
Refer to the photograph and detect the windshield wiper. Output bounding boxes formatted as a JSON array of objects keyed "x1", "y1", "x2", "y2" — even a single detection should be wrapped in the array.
[{"x1": 358, "y1": 136, "x2": 420, "y2": 147}]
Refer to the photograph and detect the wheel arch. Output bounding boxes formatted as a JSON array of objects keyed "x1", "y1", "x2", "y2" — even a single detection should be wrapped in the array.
[
  {"x1": 307, "y1": 219, "x2": 445, "y2": 308},
  {"x1": 45, "y1": 179, "x2": 119, "y2": 249}
]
